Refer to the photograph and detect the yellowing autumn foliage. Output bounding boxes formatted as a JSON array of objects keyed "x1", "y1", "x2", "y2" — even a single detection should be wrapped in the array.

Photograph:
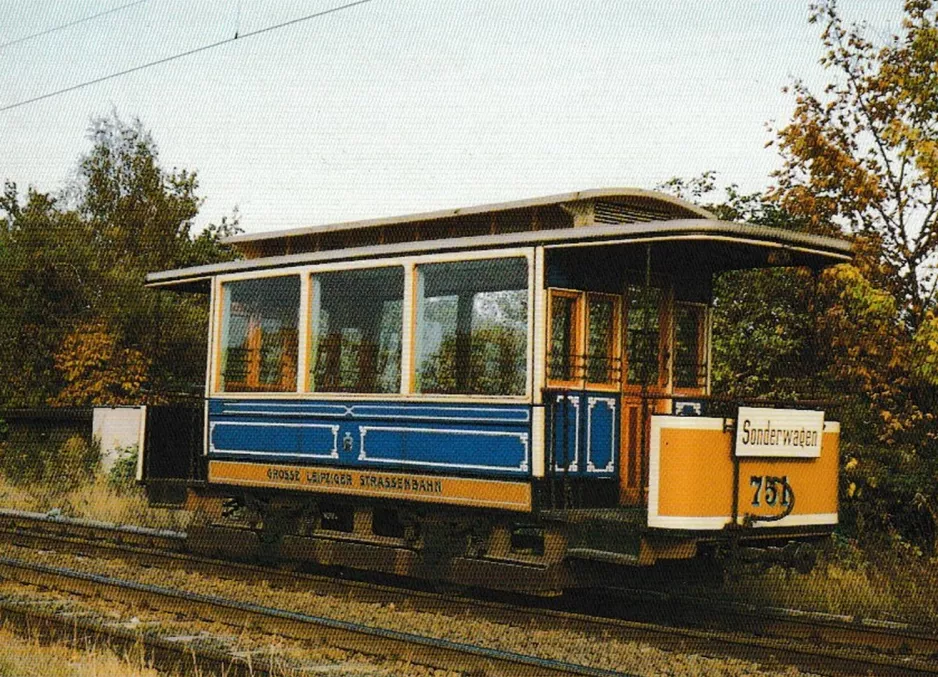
[{"x1": 51, "y1": 321, "x2": 153, "y2": 406}]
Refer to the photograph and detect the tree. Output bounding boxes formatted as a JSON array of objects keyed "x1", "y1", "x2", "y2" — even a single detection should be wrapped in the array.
[
  {"x1": 0, "y1": 184, "x2": 97, "y2": 406},
  {"x1": 771, "y1": 0, "x2": 938, "y2": 330},
  {"x1": 0, "y1": 112, "x2": 241, "y2": 407}
]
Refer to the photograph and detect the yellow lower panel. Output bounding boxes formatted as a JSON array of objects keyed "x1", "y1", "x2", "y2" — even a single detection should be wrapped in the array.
[
  {"x1": 208, "y1": 460, "x2": 533, "y2": 512},
  {"x1": 651, "y1": 418, "x2": 839, "y2": 529}
]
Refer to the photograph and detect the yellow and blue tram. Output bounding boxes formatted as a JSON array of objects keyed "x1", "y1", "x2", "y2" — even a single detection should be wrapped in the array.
[{"x1": 142, "y1": 188, "x2": 851, "y2": 591}]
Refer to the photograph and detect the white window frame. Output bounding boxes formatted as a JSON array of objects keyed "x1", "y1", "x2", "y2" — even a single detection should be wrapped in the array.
[{"x1": 209, "y1": 247, "x2": 536, "y2": 404}]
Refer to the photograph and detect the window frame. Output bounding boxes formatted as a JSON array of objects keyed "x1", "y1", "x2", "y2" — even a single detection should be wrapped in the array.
[
  {"x1": 306, "y1": 265, "x2": 406, "y2": 396},
  {"x1": 214, "y1": 271, "x2": 303, "y2": 395},
  {"x1": 584, "y1": 292, "x2": 622, "y2": 392},
  {"x1": 545, "y1": 288, "x2": 584, "y2": 390},
  {"x1": 622, "y1": 282, "x2": 669, "y2": 393},
  {"x1": 545, "y1": 288, "x2": 622, "y2": 392},
  {"x1": 210, "y1": 247, "x2": 535, "y2": 402}
]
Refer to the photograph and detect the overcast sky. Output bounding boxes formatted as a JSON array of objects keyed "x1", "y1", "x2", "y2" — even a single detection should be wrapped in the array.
[{"x1": 0, "y1": 1, "x2": 904, "y2": 235}]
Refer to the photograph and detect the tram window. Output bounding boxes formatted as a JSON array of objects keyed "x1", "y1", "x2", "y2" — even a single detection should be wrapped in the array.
[
  {"x1": 547, "y1": 290, "x2": 620, "y2": 388},
  {"x1": 309, "y1": 267, "x2": 404, "y2": 394},
  {"x1": 415, "y1": 257, "x2": 528, "y2": 396},
  {"x1": 547, "y1": 291, "x2": 582, "y2": 383},
  {"x1": 218, "y1": 276, "x2": 300, "y2": 393},
  {"x1": 625, "y1": 285, "x2": 662, "y2": 386},
  {"x1": 674, "y1": 303, "x2": 708, "y2": 390},
  {"x1": 586, "y1": 294, "x2": 620, "y2": 385}
]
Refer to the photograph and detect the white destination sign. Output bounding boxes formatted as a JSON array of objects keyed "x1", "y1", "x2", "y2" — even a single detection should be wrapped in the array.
[{"x1": 735, "y1": 407, "x2": 824, "y2": 458}]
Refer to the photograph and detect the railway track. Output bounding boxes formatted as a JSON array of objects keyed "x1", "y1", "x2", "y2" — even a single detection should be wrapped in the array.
[
  {"x1": 1, "y1": 508, "x2": 937, "y2": 676},
  {"x1": 0, "y1": 555, "x2": 618, "y2": 677}
]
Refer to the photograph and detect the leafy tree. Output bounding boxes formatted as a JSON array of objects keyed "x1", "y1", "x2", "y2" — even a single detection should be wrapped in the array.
[
  {"x1": 0, "y1": 184, "x2": 97, "y2": 406},
  {"x1": 50, "y1": 320, "x2": 150, "y2": 406},
  {"x1": 0, "y1": 112, "x2": 240, "y2": 407},
  {"x1": 771, "y1": 0, "x2": 938, "y2": 330}
]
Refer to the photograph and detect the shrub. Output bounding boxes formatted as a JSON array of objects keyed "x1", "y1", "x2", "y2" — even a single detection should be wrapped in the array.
[
  {"x1": 52, "y1": 435, "x2": 99, "y2": 493},
  {"x1": 107, "y1": 444, "x2": 138, "y2": 494}
]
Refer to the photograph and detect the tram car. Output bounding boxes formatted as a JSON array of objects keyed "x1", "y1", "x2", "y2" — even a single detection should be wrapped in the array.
[{"x1": 141, "y1": 188, "x2": 851, "y2": 592}]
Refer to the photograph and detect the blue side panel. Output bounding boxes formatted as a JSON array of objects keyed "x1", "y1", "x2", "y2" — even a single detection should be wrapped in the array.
[
  {"x1": 551, "y1": 393, "x2": 581, "y2": 472},
  {"x1": 211, "y1": 421, "x2": 340, "y2": 459},
  {"x1": 546, "y1": 391, "x2": 618, "y2": 476},
  {"x1": 584, "y1": 395, "x2": 617, "y2": 473},
  {"x1": 361, "y1": 425, "x2": 528, "y2": 473},
  {"x1": 208, "y1": 399, "x2": 531, "y2": 477}
]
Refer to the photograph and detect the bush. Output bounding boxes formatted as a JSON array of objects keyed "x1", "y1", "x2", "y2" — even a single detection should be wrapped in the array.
[
  {"x1": 0, "y1": 421, "x2": 87, "y2": 485},
  {"x1": 107, "y1": 444, "x2": 138, "y2": 494},
  {"x1": 840, "y1": 440, "x2": 938, "y2": 556},
  {"x1": 53, "y1": 435, "x2": 99, "y2": 493}
]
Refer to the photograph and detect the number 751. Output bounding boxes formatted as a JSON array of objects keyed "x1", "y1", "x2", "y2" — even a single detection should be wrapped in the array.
[{"x1": 750, "y1": 475, "x2": 792, "y2": 507}]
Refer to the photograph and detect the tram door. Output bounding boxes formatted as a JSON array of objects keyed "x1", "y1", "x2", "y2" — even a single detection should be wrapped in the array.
[{"x1": 619, "y1": 283, "x2": 669, "y2": 505}]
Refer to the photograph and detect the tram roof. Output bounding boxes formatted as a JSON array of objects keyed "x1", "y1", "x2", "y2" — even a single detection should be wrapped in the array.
[
  {"x1": 148, "y1": 191, "x2": 853, "y2": 291},
  {"x1": 222, "y1": 187, "x2": 715, "y2": 256}
]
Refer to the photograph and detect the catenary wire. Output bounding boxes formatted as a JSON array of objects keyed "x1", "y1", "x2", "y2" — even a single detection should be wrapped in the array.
[
  {"x1": 0, "y1": 0, "x2": 150, "y2": 51},
  {"x1": 0, "y1": 0, "x2": 375, "y2": 113}
]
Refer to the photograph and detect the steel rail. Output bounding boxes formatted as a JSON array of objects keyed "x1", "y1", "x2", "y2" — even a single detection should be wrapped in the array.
[
  {"x1": 2, "y1": 509, "x2": 938, "y2": 676},
  {"x1": 0, "y1": 556, "x2": 623, "y2": 677}
]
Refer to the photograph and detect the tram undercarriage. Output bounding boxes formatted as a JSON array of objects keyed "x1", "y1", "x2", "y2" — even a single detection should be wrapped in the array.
[{"x1": 168, "y1": 483, "x2": 830, "y2": 594}]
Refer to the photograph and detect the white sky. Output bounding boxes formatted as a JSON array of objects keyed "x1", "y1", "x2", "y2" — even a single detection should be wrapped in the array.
[{"x1": 0, "y1": 1, "x2": 904, "y2": 235}]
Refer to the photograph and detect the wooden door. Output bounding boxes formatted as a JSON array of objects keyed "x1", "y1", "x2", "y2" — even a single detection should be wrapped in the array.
[{"x1": 619, "y1": 283, "x2": 670, "y2": 505}]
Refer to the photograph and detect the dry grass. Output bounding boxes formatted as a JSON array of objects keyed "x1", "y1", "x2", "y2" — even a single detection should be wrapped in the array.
[
  {"x1": 0, "y1": 626, "x2": 161, "y2": 677},
  {"x1": 693, "y1": 540, "x2": 938, "y2": 625},
  {"x1": 0, "y1": 473, "x2": 190, "y2": 531}
]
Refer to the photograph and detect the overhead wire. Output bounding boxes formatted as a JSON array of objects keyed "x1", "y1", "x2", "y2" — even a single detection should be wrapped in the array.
[
  {"x1": 0, "y1": 0, "x2": 375, "y2": 113},
  {"x1": 0, "y1": 0, "x2": 150, "y2": 51}
]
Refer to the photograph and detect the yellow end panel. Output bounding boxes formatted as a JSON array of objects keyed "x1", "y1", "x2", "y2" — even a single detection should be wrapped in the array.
[
  {"x1": 208, "y1": 460, "x2": 533, "y2": 512},
  {"x1": 657, "y1": 428, "x2": 734, "y2": 518},
  {"x1": 649, "y1": 417, "x2": 840, "y2": 530},
  {"x1": 737, "y1": 428, "x2": 839, "y2": 522}
]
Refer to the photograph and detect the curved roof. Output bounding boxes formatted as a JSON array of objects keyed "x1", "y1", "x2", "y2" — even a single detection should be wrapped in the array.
[
  {"x1": 148, "y1": 216, "x2": 853, "y2": 290},
  {"x1": 223, "y1": 187, "x2": 716, "y2": 258}
]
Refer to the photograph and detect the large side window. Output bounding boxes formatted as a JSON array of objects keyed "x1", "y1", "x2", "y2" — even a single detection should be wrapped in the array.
[
  {"x1": 309, "y1": 267, "x2": 404, "y2": 393},
  {"x1": 415, "y1": 257, "x2": 528, "y2": 396},
  {"x1": 218, "y1": 276, "x2": 300, "y2": 392}
]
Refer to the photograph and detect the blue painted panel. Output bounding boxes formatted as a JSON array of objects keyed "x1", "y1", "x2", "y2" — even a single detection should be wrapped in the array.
[
  {"x1": 546, "y1": 391, "x2": 618, "y2": 476},
  {"x1": 585, "y1": 396, "x2": 616, "y2": 473},
  {"x1": 360, "y1": 425, "x2": 529, "y2": 473},
  {"x1": 550, "y1": 393, "x2": 582, "y2": 472},
  {"x1": 207, "y1": 398, "x2": 532, "y2": 477},
  {"x1": 211, "y1": 421, "x2": 339, "y2": 459}
]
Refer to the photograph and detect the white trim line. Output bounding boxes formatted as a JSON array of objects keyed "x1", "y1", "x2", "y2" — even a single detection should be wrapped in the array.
[
  {"x1": 531, "y1": 405, "x2": 545, "y2": 478},
  {"x1": 750, "y1": 512, "x2": 839, "y2": 528},
  {"x1": 545, "y1": 233, "x2": 853, "y2": 262},
  {"x1": 215, "y1": 402, "x2": 530, "y2": 424}
]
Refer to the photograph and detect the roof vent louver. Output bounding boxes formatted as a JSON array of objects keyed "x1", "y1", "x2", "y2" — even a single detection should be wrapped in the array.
[{"x1": 593, "y1": 200, "x2": 683, "y2": 225}]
